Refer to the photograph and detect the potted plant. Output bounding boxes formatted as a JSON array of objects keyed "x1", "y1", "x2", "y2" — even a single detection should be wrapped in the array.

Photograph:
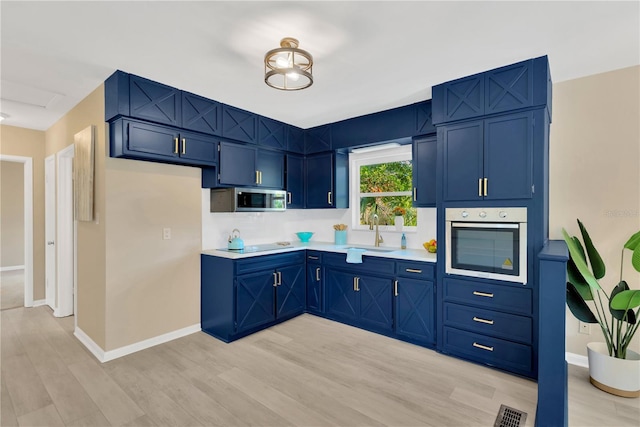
[
  {"x1": 393, "y1": 206, "x2": 406, "y2": 231},
  {"x1": 562, "y1": 219, "x2": 640, "y2": 397}
]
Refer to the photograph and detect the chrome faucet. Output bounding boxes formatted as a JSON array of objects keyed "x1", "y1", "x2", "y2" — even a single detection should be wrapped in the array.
[{"x1": 372, "y1": 214, "x2": 384, "y2": 247}]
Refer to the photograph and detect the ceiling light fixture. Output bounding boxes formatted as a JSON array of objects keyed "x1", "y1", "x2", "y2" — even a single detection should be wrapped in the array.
[{"x1": 264, "y1": 37, "x2": 313, "y2": 91}]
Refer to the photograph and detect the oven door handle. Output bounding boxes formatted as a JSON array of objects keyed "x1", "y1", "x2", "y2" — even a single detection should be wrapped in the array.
[{"x1": 450, "y1": 222, "x2": 519, "y2": 229}]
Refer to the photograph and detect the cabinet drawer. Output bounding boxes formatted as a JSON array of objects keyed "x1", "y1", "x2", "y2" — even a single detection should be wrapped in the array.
[
  {"x1": 306, "y1": 251, "x2": 323, "y2": 263},
  {"x1": 443, "y1": 278, "x2": 532, "y2": 315},
  {"x1": 323, "y1": 253, "x2": 395, "y2": 276},
  {"x1": 396, "y1": 261, "x2": 434, "y2": 280},
  {"x1": 236, "y1": 252, "x2": 305, "y2": 275},
  {"x1": 442, "y1": 327, "x2": 532, "y2": 374},
  {"x1": 443, "y1": 303, "x2": 532, "y2": 344}
]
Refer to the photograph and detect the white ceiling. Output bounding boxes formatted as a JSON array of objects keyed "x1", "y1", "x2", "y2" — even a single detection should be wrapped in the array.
[{"x1": 1, "y1": 1, "x2": 638, "y2": 131}]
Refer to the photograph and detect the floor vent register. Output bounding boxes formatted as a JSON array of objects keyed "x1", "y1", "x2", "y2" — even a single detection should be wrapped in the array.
[{"x1": 494, "y1": 404, "x2": 528, "y2": 427}]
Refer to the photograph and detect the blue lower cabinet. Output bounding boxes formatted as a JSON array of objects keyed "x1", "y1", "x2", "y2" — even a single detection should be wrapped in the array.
[
  {"x1": 276, "y1": 264, "x2": 306, "y2": 319},
  {"x1": 325, "y1": 267, "x2": 393, "y2": 333},
  {"x1": 306, "y1": 263, "x2": 322, "y2": 314},
  {"x1": 394, "y1": 278, "x2": 435, "y2": 346},
  {"x1": 236, "y1": 271, "x2": 276, "y2": 333}
]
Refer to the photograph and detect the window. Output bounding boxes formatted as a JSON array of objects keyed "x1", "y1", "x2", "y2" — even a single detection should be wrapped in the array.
[{"x1": 350, "y1": 145, "x2": 417, "y2": 231}]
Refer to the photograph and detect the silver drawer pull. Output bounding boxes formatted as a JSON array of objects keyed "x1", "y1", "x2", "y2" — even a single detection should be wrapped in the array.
[
  {"x1": 473, "y1": 291, "x2": 494, "y2": 298},
  {"x1": 473, "y1": 316, "x2": 494, "y2": 325},
  {"x1": 473, "y1": 342, "x2": 494, "y2": 352},
  {"x1": 405, "y1": 268, "x2": 422, "y2": 274},
  {"x1": 308, "y1": 256, "x2": 319, "y2": 260}
]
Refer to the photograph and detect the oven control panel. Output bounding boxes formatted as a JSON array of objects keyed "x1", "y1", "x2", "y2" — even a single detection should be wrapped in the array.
[{"x1": 445, "y1": 207, "x2": 527, "y2": 223}]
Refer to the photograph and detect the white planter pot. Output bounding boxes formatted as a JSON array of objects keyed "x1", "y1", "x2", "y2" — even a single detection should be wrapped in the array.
[
  {"x1": 394, "y1": 216, "x2": 404, "y2": 231},
  {"x1": 587, "y1": 342, "x2": 640, "y2": 398}
]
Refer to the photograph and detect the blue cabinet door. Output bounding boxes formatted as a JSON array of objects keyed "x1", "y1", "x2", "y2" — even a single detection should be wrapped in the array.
[
  {"x1": 177, "y1": 130, "x2": 218, "y2": 167},
  {"x1": 325, "y1": 269, "x2": 358, "y2": 323},
  {"x1": 442, "y1": 120, "x2": 484, "y2": 201},
  {"x1": 287, "y1": 126, "x2": 305, "y2": 154},
  {"x1": 276, "y1": 264, "x2": 305, "y2": 319},
  {"x1": 258, "y1": 117, "x2": 287, "y2": 150},
  {"x1": 414, "y1": 101, "x2": 436, "y2": 135},
  {"x1": 394, "y1": 278, "x2": 435, "y2": 345},
  {"x1": 218, "y1": 142, "x2": 257, "y2": 186},
  {"x1": 286, "y1": 154, "x2": 304, "y2": 209},
  {"x1": 222, "y1": 105, "x2": 257, "y2": 144},
  {"x1": 485, "y1": 60, "x2": 534, "y2": 116},
  {"x1": 181, "y1": 92, "x2": 222, "y2": 135},
  {"x1": 126, "y1": 120, "x2": 180, "y2": 161},
  {"x1": 305, "y1": 152, "x2": 333, "y2": 208},
  {"x1": 483, "y1": 112, "x2": 533, "y2": 200},
  {"x1": 412, "y1": 136, "x2": 437, "y2": 207},
  {"x1": 305, "y1": 125, "x2": 332, "y2": 154},
  {"x1": 432, "y1": 74, "x2": 484, "y2": 125},
  {"x1": 358, "y1": 275, "x2": 393, "y2": 332},
  {"x1": 129, "y1": 75, "x2": 181, "y2": 127},
  {"x1": 306, "y1": 264, "x2": 322, "y2": 314},
  {"x1": 235, "y1": 271, "x2": 275, "y2": 333},
  {"x1": 257, "y1": 149, "x2": 284, "y2": 189}
]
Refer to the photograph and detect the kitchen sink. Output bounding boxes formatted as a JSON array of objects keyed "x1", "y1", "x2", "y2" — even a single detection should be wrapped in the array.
[{"x1": 347, "y1": 247, "x2": 396, "y2": 253}]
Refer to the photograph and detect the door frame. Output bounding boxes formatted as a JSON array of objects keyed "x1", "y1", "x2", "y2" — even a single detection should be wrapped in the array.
[
  {"x1": 0, "y1": 155, "x2": 34, "y2": 307},
  {"x1": 55, "y1": 144, "x2": 75, "y2": 317},
  {"x1": 45, "y1": 154, "x2": 56, "y2": 310}
]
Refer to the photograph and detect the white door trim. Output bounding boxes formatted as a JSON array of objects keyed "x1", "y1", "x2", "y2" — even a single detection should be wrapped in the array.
[
  {"x1": 0, "y1": 155, "x2": 34, "y2": 307},
  {"x1": 55, "y1": 144, "x2": 75, "y2": 317},
  {"x1": 45, "y1": 154, "x2": 56, "y2": 310}
]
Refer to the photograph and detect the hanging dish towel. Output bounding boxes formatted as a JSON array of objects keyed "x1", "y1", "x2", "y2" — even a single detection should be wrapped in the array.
[{"x1": 346, "y1": 248, "x2": 367, "y2": 264}]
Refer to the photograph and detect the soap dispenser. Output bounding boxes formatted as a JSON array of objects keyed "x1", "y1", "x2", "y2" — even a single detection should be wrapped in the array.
[{"x1": 401, "y1": 233, "x2": 407, "y2": 249}]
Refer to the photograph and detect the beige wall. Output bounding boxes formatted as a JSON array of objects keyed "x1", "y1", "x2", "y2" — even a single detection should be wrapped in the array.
[
  {"x1": 0, "y1": 125, "x2": 46, "y2": 299},
  {"x1": 549, "y1": 65, "x2": 640, "y2": 356},
  {"x1": 1, "y1": 161, "x2": 25, "y2": 267},
  {"x1": 46, "y1": 85, "x2": 107, "y2": 348}
]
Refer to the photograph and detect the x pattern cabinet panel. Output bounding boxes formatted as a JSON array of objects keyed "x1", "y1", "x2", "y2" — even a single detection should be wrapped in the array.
[
  {"x1": 182, "y1": 92, "x2": 222, "y2": 135},
  {"x1": 130, "y1": 76, "x2": 181, "y2": 126},
  {"x1": 235, "y1": 272, "x2": 276, "y2": 333},
  {"x1": 223, "y1": 105, "x2": 257, "y2": 143}
]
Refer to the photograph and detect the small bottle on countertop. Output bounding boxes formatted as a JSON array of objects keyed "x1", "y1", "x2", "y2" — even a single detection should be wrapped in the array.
[{"x1": 401, "y1": 233, "x2": 406, "y2": 249}]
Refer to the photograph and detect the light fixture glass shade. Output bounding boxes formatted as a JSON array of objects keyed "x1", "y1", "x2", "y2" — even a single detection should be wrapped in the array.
[{"x1": 265, "y1": 37, "x2": 313, "y2": 91}]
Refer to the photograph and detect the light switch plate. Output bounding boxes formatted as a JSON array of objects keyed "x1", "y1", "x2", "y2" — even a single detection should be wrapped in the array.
[{"x1": 163, "y1": 228, "x2": 171, "y2": 240}]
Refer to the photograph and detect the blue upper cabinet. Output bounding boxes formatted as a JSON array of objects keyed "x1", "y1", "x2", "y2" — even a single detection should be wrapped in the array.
[
  {"x1": 287, "y1": 125, "x2": 305, "y2": 154},
  {"x1": 305, "y1": 152, "x2": 348, "y2": 209},
  {"x1": 181, "y1": 92, "x2": 222, "y2": 135},
  {"x1": 285, "y1": 154, "x2": 305, "y2": 209},
  {"x1": 442, "y1": 120, "x2": 485, "y2": 201},
  {"x1": 222, "y1": 105, "x2": 257, "y2": 144},
  {"x1": 129, "y1": 75, "x2": 182, "y2": 127},
  {"x1": 258, "y1": 117, "x2": 287, "y2": 150},
  {"x1": 305, "y1": 124, "x2": 332, "y2": 154},
  {"x1": 414, "y1": 101, "x2": 436, "y2": 135},
  {"x1": 433, "y1": 56, "x2": 551, "y2": 125},
  {"x1": 218, "y1": 142, "x2": 257, "y2": 186},
  {"x1": 256, "y1": 149, "x2": 285, "y2": 189},
  {"x1": 412, "y1": 135, "x2": 437, "y2": 207},
  {"x1": 432, "y1": 74, "x2": 484, "y2": 125}
]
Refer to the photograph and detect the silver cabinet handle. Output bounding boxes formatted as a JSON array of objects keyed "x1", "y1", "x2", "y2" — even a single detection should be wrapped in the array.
[
  {"x1": 473, "y1": 316, "x2": 494, "y2": 325},
  {"x1": 355, "y1": 277, "x2": 360, "y2": 291},
  {"x1": 483, "y1": 178, "x2": 488, "y2": 196},
  {"x1": 273, "y1": 272, "x2": 278, "y2": 287},
  {"x1": 287, "y1": 192, "x2": 292, "y2": 204},
  {"x1": 394, "y1": 280, "x2": 398, "y2": 297},
  {"x1": 316, "y1": 267, "x2": 320, "y2": 281},
  {"x1": 277, "y1": 271, "x2": 282, "y2": 286},
  {"x1": 473, "y1": 291, "x2": 494, "y2": 298},
  {"x1": 413, "y1": 187, "x2": 417, "y2": 201},
  {"x1": 308, "y1": 256, "x2": 319, "y2": 260},
  {"x1": 473, "y1": 342, "x2": 494, "y2": 352},
  {"x1": 405, "y1": 268, "x2": 422, "y2": 274},
  {"x1": 182, "y1": 138, "x2": 186, "y2": 155},
  {"x1": 478, "y1": 178, "x2": 482, "y2": 197},
  {"x1": 327, "y1": 191, "x2": 332, "y2": 205}
]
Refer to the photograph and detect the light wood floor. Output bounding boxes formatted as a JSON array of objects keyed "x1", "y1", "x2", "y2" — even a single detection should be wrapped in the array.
[
  {"x1": 1, "y1": 270, "x2": 24, "y2": 311},
  {"x1": 1, "y1": 306, "x2": 638, "y2": 427}
]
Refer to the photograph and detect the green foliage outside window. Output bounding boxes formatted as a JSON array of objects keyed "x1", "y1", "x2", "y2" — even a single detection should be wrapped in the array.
[{"x1": 359, "y1": 161, "x2": 416, "y2": 227}]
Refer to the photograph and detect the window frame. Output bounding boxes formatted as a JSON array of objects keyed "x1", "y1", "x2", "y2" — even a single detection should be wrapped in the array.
[{"x1": 349, "y1": 144, "x2": 416, "y2": 232}]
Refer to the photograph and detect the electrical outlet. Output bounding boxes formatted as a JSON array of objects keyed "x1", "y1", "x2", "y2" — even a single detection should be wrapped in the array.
[
  {"x1": 163, "y1": 228, "x2": 171, "y2": 240},
  {"x1": 579, "y1": 321, "x2": 590, "y2": 335}
]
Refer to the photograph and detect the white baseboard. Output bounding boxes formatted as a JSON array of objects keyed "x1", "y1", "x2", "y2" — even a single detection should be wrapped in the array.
[
  {"x1": 0, "y1": 265, "x2": 25, "y2": 272},
  {"x1": 32, "y1": 299, "x2": 47, "y2": 307},
  {"x1": 566, "y1": 352, "x2": 589, "y2": 368},
  {"x1": 75, "y1": 323, "x2": 201, "y2": 363}
]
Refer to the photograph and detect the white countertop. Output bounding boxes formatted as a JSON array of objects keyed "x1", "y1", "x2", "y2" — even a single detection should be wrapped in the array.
[{"x1": 202, "y1": 241, "x2": 437, "y2": 263}]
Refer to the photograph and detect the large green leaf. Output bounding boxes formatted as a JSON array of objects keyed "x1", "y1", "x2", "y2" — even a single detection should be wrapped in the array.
[
  {"x1": 562, "y1": 229, "x2": 602, "y2": 293},
  {"x1": 624, "y1": 230, "x2": 640, "y2": 251},
  {"x1": 567, "y1": 257, "x2": 593, "y2": 300},
  {"x1": 610, "y1": 289, "x2": 640, "y2": 310},
  {"x1": 609, "y1": 281, "x2": 637, "y2": 324},
  {"x1": 577, "y1": 219, "x2": 606, "y2": 279},
  {"x1": 572, "y1": 236, "x2": 586, "y2": 262},
  {"x1": 566, "y1": 282, "x2": 598, "y2": 323},
  {"x1": 632, "y1": 243, "x2": 640, "y2": 273}
]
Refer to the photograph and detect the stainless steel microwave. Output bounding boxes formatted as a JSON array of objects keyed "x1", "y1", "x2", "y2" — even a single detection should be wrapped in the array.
[
  {"x1": 210, "y1": 188, "x2": 287, "y2": 212},
  {"x1": 445, "y1": 207, "x2": 527, "y2": 284}
]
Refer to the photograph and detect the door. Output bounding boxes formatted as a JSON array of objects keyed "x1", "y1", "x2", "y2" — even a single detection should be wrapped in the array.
[
  {"x1": 257, "y1": 149, "x2": 284, "y2": 189},
  {"x1": 285, "y1": 154, "x2": 304, "y2": 209},
  {"x1": 442, "y1": 120, "x2": 484, "y2": 201},
  {"x1": 56, "y1": 144, "x2": 75, "y2": 318},
  {"x1": 305, "y1": 153, "x2": 333, "y2": 208},
  {"x1": 45, "y1": 155, "x2": 56, "y2": 310},
  {"x1": 306, "y1": 263, "x2": 322, "y2": 313},
  {"x1": 218, "y1": 142, "x2": 257, "y2": 186},
  {"x1": 178, "y1": 130, "x2": 217, "y2": 166},
  {"x1": 325, "y1": 269, "x2": 357, "y2": 322},
  {"x1": 358, "y1": 275, "x2": 393, "y2": 332},
  {"x1": 235, "y1": 271, "x2": 275, "y2": 333},
  {"x1": 412, "y1": 136, "x2": 437, "y2": 207},
  {"x1": 395, "y1": 278, "x2": 435, "y2": 345},
  {"x1": 127, "y1": 120, "x2": 179, "y2": 160},
  {"x1": 276, "y1": 264, "x2": 305, "y2": 319}
]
